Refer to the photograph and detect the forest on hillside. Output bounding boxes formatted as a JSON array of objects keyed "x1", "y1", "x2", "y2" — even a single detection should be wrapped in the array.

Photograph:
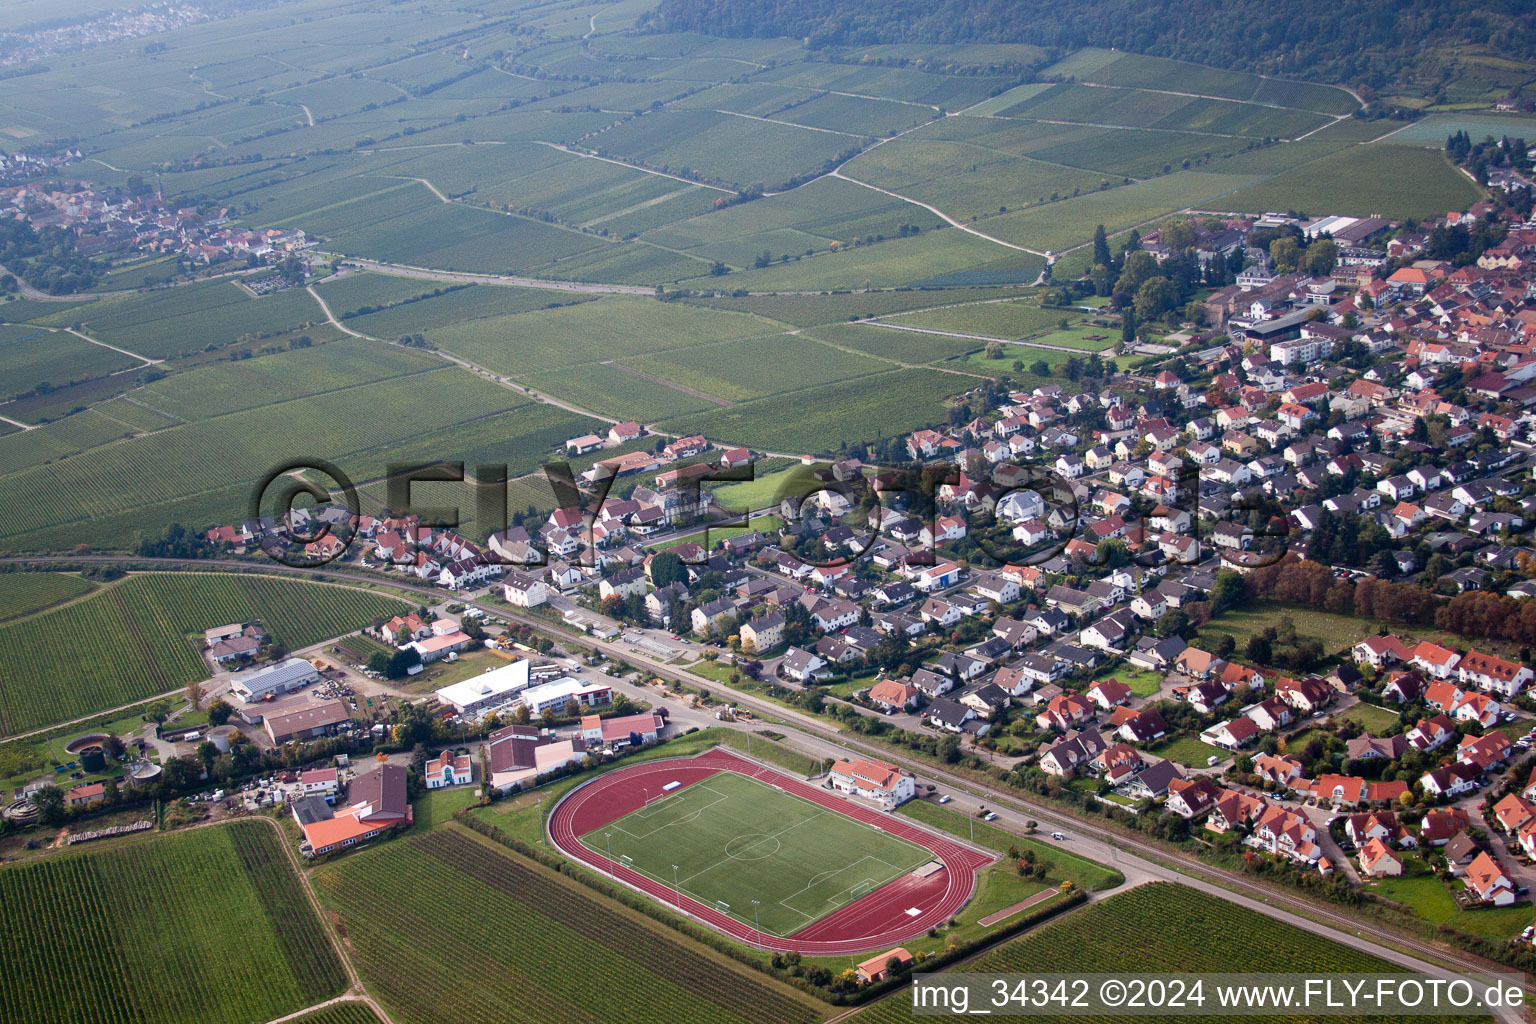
[{"x1": 644, "y1": 0, "x2": 1535, "y2": 96}]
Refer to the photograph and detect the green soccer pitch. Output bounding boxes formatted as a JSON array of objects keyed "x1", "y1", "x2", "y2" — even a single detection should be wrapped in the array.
[{"x1": 578, "y1": 772, "x2": 934, "y2": 936}]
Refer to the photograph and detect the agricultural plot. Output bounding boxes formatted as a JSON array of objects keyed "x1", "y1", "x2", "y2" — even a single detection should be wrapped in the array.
[
  {"x1": 0, "y1": 366, "x2": 523, "y2": 546},
  {"x1": 585, "y1": 108, "x2": 860, "y2": 191},
  {"x1": 0, "y1": 326, "x2": 137, "y2": 402},
  {"x1": 1217, "y1": 143, "x2": 1485, "y2": 220},
  {"x1": 623, "y1": 333, "x2": 896, "y2": 403},
  {"x1": 0, "y1": 572, "x2": 95, "y2": 622},
  {"x1": 137, "y1": 338, "x2": 444, "y2": 421},
  {"x1": 315, "y1": 828, "x2": 823, "y2": 1024},
  {"x1": 312, "y1": 272, "x2": 445, "y2": 317},
  {"x1": 657, "y1": 367, "x2": 968, "y2": 455},
  {"x1": 0, "y1": 821, "x2": 345, "y2": 1024},
  {"x1": 345, "y1": 283, "x2": 596, "y2": 338},
  {"x1": 851, "y1": 883, "x2": 1436, "y2": 1024},
  {"x1": 645, "y1": 176, "x2": 921, "y2": 268},
  {"x1": 0, "y1": 572, "x2": 410, "y2": 734},
  {"x1": 995, "y1": 81, "x2": 1330, "y2": 138},
  {"x1": 77, "y1": 280, "x2": 322, "y2": 359},
  {"x1": 982, "y1": 171, "x2": 1263, "y2": 254},
  {"x1": 773, "y1": 92, "x2": 935, "y2": 137},
  {"x1": 754, "y1": 62, "x2": 1010, "y2": 109},
  {"x1": 805, "y1": 322, "x2": 982, "y2": 366},
  {"x1": 877, "y1": 298, "x2": 1074, "y2": 340},
  {"x1": 281, "y1": 1005, "x2": 383, "y2": 1024},
  {"x1": 682, "y1": 227, "x2": 1038, "y2": 292},
  {"x1": 524, "y1": 362, "x2": 723, "y2": 422},
  {"x1": 842, "y1": 140, "x2": 1108, "y2": 222},
  {"x1": 677, "y1": 286, "x2": 1033, "y2": 328},
  {"x1": 1375, "y1": 112, "x2": 1536, "y2": 145},
  {"x1": 1069, "y1": 50, "x2": 1359, "y2": 115},
  {"x1": 367, "y1": 402, "x2": 607, "y2": 481},
  {"x1": 536, "y1": 243, "x2": 717, "y2": 286},
  {"x1": 581, "y1": 771, "x2": 932, "y2": 936},
  {"x1": 673, "y1": 82, "x2": 824, "y2": 118},
  {"x1": 308, "y1": 192, "x2": 609, "y2": 275},
  {"x1": 428, "y1": 298, "x2": 781, "y2": 376}
]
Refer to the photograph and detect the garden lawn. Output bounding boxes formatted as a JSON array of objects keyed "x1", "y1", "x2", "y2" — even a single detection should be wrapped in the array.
[
  {"x1": 1148, "y1": 733, "x2": 1224, "y2": 768},
  {"x1": 1372, "y1": 862, "x2": 1535, "y2": 940},
  {"x1": 1336, "y1": 702, "x2": 1401, "y2": 733}
]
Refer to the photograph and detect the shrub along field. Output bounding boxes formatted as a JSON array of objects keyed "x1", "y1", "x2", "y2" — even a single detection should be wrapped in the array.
[
  {"x1": 314, "y1": 827, "x2": 824, "y2": 1024},
  {"x1": 0, "y1": 573, "x2": 410, "y2": 734},
  {"x1": 0, "y1": 821, "x2": 346, "y2": 1024}
]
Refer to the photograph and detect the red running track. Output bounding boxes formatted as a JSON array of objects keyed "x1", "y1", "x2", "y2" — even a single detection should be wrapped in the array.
[{"x1": 546, "y1": 748, "x2": 994, "y2": 955}]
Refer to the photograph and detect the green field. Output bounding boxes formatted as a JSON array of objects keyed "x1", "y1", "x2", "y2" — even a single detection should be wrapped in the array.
[
  {"x1": 0, "y1": 364, "x2": 564, "y2": 553},
  {"x1": 580, "y1": 770, "x2": 932, "y2": 936},
  {"x1": 1148, "y1": 734, "x2": 1226, "y2": 768},
  {"x1": 282, "y1": 1005, "x2": 383, "y2": 1024},
  {"x1": 1369, "y1": 862, "x2": 1534, "y2": 940},
  {"x1": 1218, "y1": 143, "x2": 1485, "y2": 219},
  {"x1": 76, "y1": 280, "x2": 323, "y2": 359},
  {"x1": 315, "y1": 827, "x2": 822, "y2": 1024},
  {"x1": 657, "y1": 367, "x2": 969, "y2": 454},
  {"x1": 0, "y1": 571, "x2": 96, "y2": 622},
  {"x1": 0, "y1": 572, "x2": 411, "y2": 735},
  {"x1": 1199, "y1": 601, "x2": 1489, "y2": 663},
  {"x1": 0, "y1": 821, "x2": 345, "y2": 1024},
  {"x1": 851, "y1": 882, "x2": 1475, "y2": 1024},
  {"x1": 1336, "y1": 702, "x2": 1401, "y2": 733},
  {"x1": 0, "y1": 325, "x2": 138, "y2": 402}
]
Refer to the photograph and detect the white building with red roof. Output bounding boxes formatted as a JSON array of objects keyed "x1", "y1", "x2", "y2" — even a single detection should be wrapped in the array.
[
  {"x1": 1457, "y1": 649, "x2": 1533, "y2": 698},
  {"x1": 298, "y1": 767, "x2": 339, "y2": 800},
  {"x1": 425, "y1": 750, "x2": 473, "y2": 789},
  {"x1": 1410, "y1": 641, "x2": 1461, "y2": 679},
  {"x1": 579, "y1": 711, "x2": 664, "y2": 749},
  {"x1": 829, "y1": 757, "x2": 915, "y2": 808}
]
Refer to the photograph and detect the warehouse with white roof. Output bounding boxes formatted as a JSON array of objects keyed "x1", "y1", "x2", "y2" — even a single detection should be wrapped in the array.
[{"x1": 436, "y1": 660, "x2": 531, "y2": 717}]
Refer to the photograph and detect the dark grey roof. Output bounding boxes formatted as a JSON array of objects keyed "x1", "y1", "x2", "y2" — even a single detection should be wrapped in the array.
[
  {"x1": 348, "y1": 764, "x2": 409, "y2": 820},
  {"x1": 291, "y1": 795, "x2": 333, "y2": 826}
]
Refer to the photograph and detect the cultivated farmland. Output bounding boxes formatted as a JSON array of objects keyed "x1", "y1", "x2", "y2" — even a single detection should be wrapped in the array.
[
  {"x1": 314, "y1": 827, "x2": 823, "y2": 1024},
  {"x1": 0, "y1": 325, "x2": 138, "y2": 402},
  {"x1": 0, "y1": 821, "x2": 345, "y2": 1024},
  {"x1": 657, "y1": 368, "x2": 970, "y2": 454},
  {"x1": 0, "y1": 571, "x2": 95, "y2": 621},
  {"x1": 0, "y1": 573, "x2": 410, "y2": 734},
  {"x1": 850, "y1": 883, "x2": 1450, "y2": 1024},
  {"x1": 1217, "y1": 143, "x2": 1487, "y2": 220}
]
